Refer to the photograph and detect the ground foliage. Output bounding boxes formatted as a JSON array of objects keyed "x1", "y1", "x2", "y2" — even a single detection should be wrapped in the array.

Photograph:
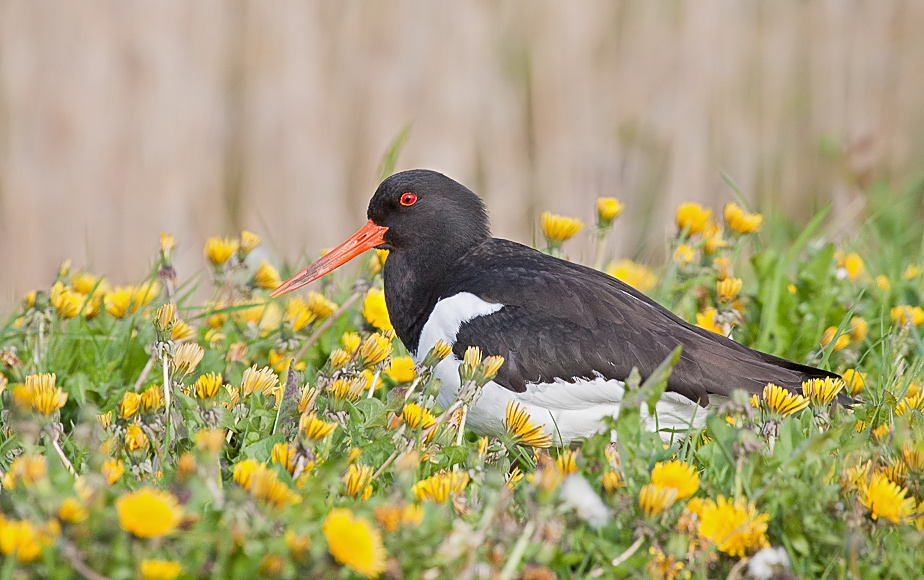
[{"x1": 1, "y1": 167, "x2": 923, "y2": 580}]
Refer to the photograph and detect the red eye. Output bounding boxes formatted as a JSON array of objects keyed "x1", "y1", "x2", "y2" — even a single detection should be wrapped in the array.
[{"x1": 400, "y1": 192, "x2": 418, "y2": 206}]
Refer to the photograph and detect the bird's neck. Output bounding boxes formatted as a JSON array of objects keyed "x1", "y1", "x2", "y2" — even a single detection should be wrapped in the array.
[{"x1": 383, "y1": 240, "x2": 475, "y2": 355}]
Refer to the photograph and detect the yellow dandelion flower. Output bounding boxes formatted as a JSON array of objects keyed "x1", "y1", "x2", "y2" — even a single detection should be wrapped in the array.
[
  {"x1": 540, "y1": 211, "x2": 584, "y2": 243},
  {"x1": 597, "y1": 197, "x2": 625, "y2": 224},
  {"x1": 841, "y1": 459, "x2": 872, "y2": 492},
  {"x1": 675, "y1": 202, "x2": 712, "y2": 234},
  {"x1": 650, "y1": 461, "x2": 700, "y2": 500},
  {"x1": 873, "y1": 423, "x2": 891, "y2": 440},
  {"x1": 607, "y1": 259, "x2": 656, "y2": 292},
  {"x1": 881, "y1": 461, "x2": 908, "y2": 486},
  {"x1": 296, "y1": 385, "x2": 314, "y2": 414},
  {"x1": 716, "y1": 277, "x2": 743, "y2": 304},
  {"x1": 363, "y1": 288, "x2": 393, "y2": 332},
  {"x1": 19, "y1": 373, "x2": 67, "y2": 416},
  {"x1": 891, "y1": 305, "x2": 924, "y2": 327},
  {"x1": 154, "y1": 303, "x2": 175, "y2": 334},
  {"x1": 193, "y1": 372, "x2": 223, "y2": 400},
  {"x1": 305, "y1": 291, "x2": 337, "y2": 319},
  {"x1": 285, "y1": 296, "x2": 316, "y2": 332},
  {"x1": 412, "y1": 470, "x2": 470, "y2": 503},
  {"x1": 901, "y1": 263, "x2": 922, "y2": 280},
  {"x1": 172, "y1": 342, "x2": 205, "y2": 376},
  {"x1": 286, "y1": 530, "x2": 312, "y2": 561},
  {"x1": 327, "y1": 348, "x2": 352, "y2": 371},
  {"x1": 420, "y1": 339, "x2": 453, "y2": 368},
  {"x1": 159, "y1": 231, "x2": 176, "y2": 254},
  {"x1": 821, "y1": 326, "x2": 850, "y2": 352},
  {"x1": 71, "y1": 271, "x2": 109, "y2": 296},
  {"x1": 402, "y1": 403, "x2": 437, "y2": 430},
  {"x1": 116, "y1": 488, "x2": 182, "y2": 538},
  {"x1": 901, "y1": 442, "x2": 923, "y2": 472},
  {"x1": 177, "y1": 453, "x2": 197, "y2": 480},
  {"x1": 762, "y1": 383, "x2": 809, "y2": 416},
  {"x1": 271, "y1": 442, "x2": 296, "y2": 475},
  {"x1": 140, "y1": 559, "x2": 183, "y2": 580},
  {"x1": 848, "y1": 317, "x2": 868, "y2": 343},
  {"x1": 104, "y1": 282, "x2": 161, "y2": 318},
  {"x1": 204, "y1": 236, "x2": 239, "y2": 266},
  {"x1": 696, "y1": 308, "x2": 723, "y2": 335},
  {"x1": 323, "y1": 509, "x2": 387, "y2": 579},
  {"x1": 385, "y1": 355, "x2": 416, "y2": 383},
  {"x1": 299, "y1": 412, "x2": 338, "y2": 441},
  {"x1": 2, "y1": 455, "x2": 47, "y2": 489},
  {"x1": 601, "y1": 471, "x2": 621, "y2": 494},
  {"x1": 843, "y1": 369, "x2": 867, "y2": 396},
  {"x1": 908, "y1": 381, "x2": 921, "y2": 397},
  {"x1": 96, "y1": 410, "x2": 113, "y2": 429},
  {"x1": 328, "y1": 377, "x2": 367, "y2": 403},
  {"x1": 57, "y1": 497, "x2": 88, "y2": 524},
  {"x1": 343, "y1": 464, "x2": 375, "y2": 499},
  {"x1": 0, "y1": 519, "x2": 52, "y2": 563},
  {"x1": 646, "y1": 547, "x2": 685, "y2": 580},
  {"x1": 195, "y1": 429, "x2": 225, "y2": 454},
  {"x1": 166, "y1": 317, "x2": 194, "y2": 342},
  {"x1": 342, "y1": 331, "x2": 362, "y2": 353},
  {"x1": 374, "y1": 504, "x2": 424, "y2": 533},
  {"x1": 876, "y1": 275, "x2": 890, "y2": 292},
  {"x1": 697, "y1": 496, "x2": 769, "y2": 557},
  {"x1": 859, "y1": 472, "x2": 916, "y2": 524},
  {"x1": 503, "y1": 401, "x2": 552, "y2": 448},
  {"x1": 701, "y1": 222, "x2": 727, "y2": 253},
  {"x1": 360, "y1": 332, "x2": 393, "y2": 367},
  {"x1": 673, "y1": 244, "x2": 695, "y2": 266},
  {"x1": 506, "y1": 467, "x2": 525, "y2": 489},
  {"x1": 253, "y1": 260, "x2": 282, "y2": 290},
  {"x1": 102, "y1": 458, "x2": 124, "y2": 485},
  {"x1": 118, "y1": 391, "x2": 142, "y2": 419},
  {"x1": 801, "y1": 377, "x2": 845, "y2": 406},
  {"x1": 838, "y1": 252, "x2": 864, "y2": 282},
  {"x1": 723, "y1": 202, "x2": 763, "y2": 234},
  {"x1": 140, "y1": 384, "x2": 163, "y2": 412},
  {"x1": 895, "y1": 392, "x2": 924, "y2": 417},
  {"x1": 50, "y1": 282, "x2": 83, "y2": 319},
  {"x1": 233, "y1": 459, "x2": 258, "y2": 490},
  {"x1": 125, "y1": 424, "x2": 150, "y2": 455},
  {"x1": 240, "y1": 231, "x2": 261, "y2": 255},
  {"x1": 639, "y1": 484, "x2": 678, "y2": 516},
  {"x1": 241, "y1": 364, "x2": 279, "y2": 397},
  {"x1": 249, "y1": 463, "x2": 301, "y2": 508},
  {"x1": 713, "y1": 256, "x2": 733, "y2": 280},
  {"x1": 555, "y1": 450, "x2": 579, "y2": 477}
]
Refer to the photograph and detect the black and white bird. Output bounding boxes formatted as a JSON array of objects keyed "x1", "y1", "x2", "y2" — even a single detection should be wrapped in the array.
[{"x1": 272, "y1": 169, "x2": 839, "y2": 444}]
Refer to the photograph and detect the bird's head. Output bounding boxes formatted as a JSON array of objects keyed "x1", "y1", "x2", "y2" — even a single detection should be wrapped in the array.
[{"x1": 272, "y1": 169, "x2": 489, "y2": 297}]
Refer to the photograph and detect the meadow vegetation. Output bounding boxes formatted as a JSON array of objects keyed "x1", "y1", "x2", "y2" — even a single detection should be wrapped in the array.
[{"x1": 1, "y1": 166, "x2": 923, "y2": 579}]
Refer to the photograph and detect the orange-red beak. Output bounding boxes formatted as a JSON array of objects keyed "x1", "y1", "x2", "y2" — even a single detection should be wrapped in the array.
[{"x1": 271, "y1": 220, "x2": 388, "y2": 298}]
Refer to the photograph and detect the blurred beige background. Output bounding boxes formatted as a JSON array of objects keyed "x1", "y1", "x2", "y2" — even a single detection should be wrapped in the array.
[{"x1": 2, "y1": 1, "x2": 924, "y2": 311}]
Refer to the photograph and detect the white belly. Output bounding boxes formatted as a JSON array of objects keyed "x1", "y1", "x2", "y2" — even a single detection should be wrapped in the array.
[{"x1": 412, "y1": 292, "x2": 707, "y2": 445}]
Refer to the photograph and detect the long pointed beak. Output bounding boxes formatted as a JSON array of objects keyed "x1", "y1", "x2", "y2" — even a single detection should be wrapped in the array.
[{"x1": 271, "y1": 220, "x2": 388, "y2": 298}]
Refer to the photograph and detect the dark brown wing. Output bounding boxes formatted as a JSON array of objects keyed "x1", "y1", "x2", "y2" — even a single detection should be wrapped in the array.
[{"x1": 448, "y1": 239, "x2": 839, "y2": 403}]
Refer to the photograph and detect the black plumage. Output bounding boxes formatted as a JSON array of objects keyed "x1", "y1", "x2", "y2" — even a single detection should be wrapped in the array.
[{"x1": 369, "y1": 169, "x2": 839, "y2": 406}]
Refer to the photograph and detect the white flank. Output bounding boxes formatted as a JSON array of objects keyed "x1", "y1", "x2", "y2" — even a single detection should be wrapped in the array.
[
  {"x1": 412, "y1": 292, "x2": 504, "y2": 360},
  {"x1": 413, "y1": 292, "x2": 707, "y2": 444}
]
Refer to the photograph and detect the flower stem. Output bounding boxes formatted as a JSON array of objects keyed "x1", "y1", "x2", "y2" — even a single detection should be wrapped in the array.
[
  {"x1": 499, "y1": 520, "x2": 536, "y2": 580},
  {"x1": 48, "y1": 428, "x2": 76, "y2": 477},
  {"x1": 162, "y1": 356, "x2": 172, "y2": 449}
]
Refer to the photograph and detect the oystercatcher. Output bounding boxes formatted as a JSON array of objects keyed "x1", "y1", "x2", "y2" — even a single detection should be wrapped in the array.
[{"x1": 272, "y1": 169, "x2": 839, "y2": 443}]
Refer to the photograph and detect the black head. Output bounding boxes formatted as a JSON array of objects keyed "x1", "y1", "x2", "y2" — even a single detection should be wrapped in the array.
[{"x1": 368, "y1": 170, "x2": 491, "y2": 256}]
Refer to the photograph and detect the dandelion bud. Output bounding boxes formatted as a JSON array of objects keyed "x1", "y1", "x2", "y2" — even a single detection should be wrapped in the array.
[{"x1": 422, "y1": 339, "x2": 453, "y2": 367}]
